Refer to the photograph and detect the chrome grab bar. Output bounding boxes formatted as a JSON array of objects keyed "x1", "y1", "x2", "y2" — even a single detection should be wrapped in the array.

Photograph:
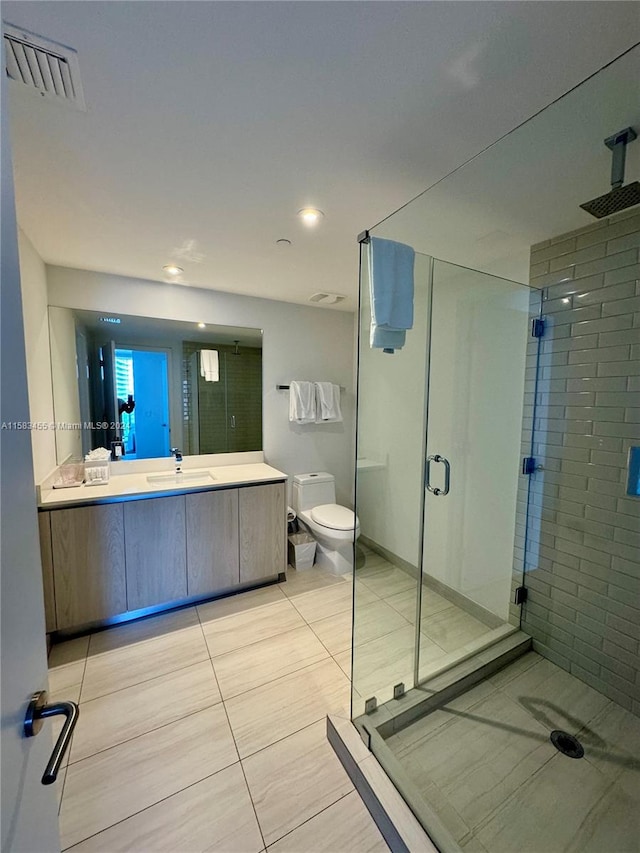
[
  {"x1": 426, "y1": 454, "x2": 451, "y2": 496},
  {"x1": 24, "y1": 690, "x2": 79, "y2": 785}
]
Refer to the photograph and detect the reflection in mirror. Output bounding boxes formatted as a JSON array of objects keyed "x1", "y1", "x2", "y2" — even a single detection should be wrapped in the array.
[{"x1": 48, "y1": 307, "x2": 263, "y2": 464}]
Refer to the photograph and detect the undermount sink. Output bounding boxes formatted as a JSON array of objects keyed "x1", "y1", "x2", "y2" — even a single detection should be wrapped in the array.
[{"x1": 146, "y1": 470, "x2": 215, "y2": 485}]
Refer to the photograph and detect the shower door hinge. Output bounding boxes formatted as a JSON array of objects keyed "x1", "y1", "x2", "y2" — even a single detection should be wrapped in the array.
[
  {"x1": 364, "y1": 697, "x2": 378, "y2": 714},
  {"x1": 514, "y1": 586, "x2": 528, "y2": 605},
  {"x1": 522, "y1": 456, "x2": 537, "y2": 475},
  {"x1": 532, "y1": 318, "x2": 546, "y2": 338}
]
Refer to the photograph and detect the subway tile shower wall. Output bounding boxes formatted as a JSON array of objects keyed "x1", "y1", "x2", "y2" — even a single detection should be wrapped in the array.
[{"x1": 511, "y1": 208, "x2": 640, "y2": 715}]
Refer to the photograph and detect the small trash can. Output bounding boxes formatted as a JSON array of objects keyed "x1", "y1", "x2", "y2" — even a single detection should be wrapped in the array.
[{"x1": 288, "y1": 532, "x2": 316, "y2": 571}]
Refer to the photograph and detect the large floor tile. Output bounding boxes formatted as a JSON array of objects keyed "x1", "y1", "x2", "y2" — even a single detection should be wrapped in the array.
[
  {"x1": 242, "y1": 720, "x2": 353, "y2": 846},
  {"x1": 67, "y1": 764, "x2": 263, "y2": 853},
  {"x1": 308, "y1": 608, "x2": 353, "y2": 656},
  {"x1": 352, "y1": 625, "x2": 427, "y2": 701},
  {"x1": 355, "y1": 599, "x2": 411, "y2": 647},
  {"x1": 288, "y1": 582, "x2": 355, "y2": 623},
  {"x1": 198, "y1": 583, "x2": 287, "y2": 623},
  {"x1": 388, "y1": 679, "x2": 498, "y2": 757},
  {"x1": 88, "y1": 607, "x2": 200, "y2": 655},
  {"x1": 267, "y1": 791, "x2": 388, "y2": 853},
  {"x1": 212, "y1": 625, "x2": 330, "y2": 699},
  {"x1": 69, "y1": 660, "x2": 221, "y2": 764},
  {"x1": 279, "y1": 567, "x2": 347, "y2": 599},
  {"x1": 49, "y1": 636, "x2": 90, "y2": 667},
  {"x1": 487, "y1": 651, "x2": 542, "y2": 689},
  {"x1": 310, "y1": 596, "x2": 408, "y2": 657},
  {"x1": 81, "y1": 624, "x2": 209, "y2": 702},
  {"x1": 385, "y1": 587, "x2": 452, "y2": 623},
  {"x1": 356, "y1": 562, "x2": 417, "y2": 598},
  {"x1": 500, "y1": 656, "x2": 611, "y2": 733},
  {"x1": 225, "y1": 658, "x2": 350, "y2": 758},
  {"x1": 59, "y1": 705, "x2": 238, "y2": 849},
  {"x1": 397, "y1": 691, "x2": 554, "y2": 832},
  {"x1": 475, "y1": 751, "x2": 636, "y2": 853},
  {"x1": 199, "y1": 597, "x2": 301, "y2": 657},
  {"x1": 577, "y1": 700, "x2": 640, "y2": 780},
  {"x1": 48, "y1": 636, "x2": 89, "y2": 695},
  {"x1": 421, "y1": 607, "x2": 489, "y2": 653}
]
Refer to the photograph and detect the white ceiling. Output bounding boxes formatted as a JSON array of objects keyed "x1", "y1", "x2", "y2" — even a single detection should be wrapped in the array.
[{"x1": 6, "y1": 2, "x2": 640, "y2": 312}]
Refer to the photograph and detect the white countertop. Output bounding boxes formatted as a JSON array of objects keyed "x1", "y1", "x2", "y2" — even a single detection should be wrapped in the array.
[{"x1": 39, "y1": 462, "x2": 287, "y2": 509}]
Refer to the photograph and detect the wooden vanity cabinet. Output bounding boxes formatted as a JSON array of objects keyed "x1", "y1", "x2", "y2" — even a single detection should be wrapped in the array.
[
  {"x1": 37, "y1": 512, "x2": 57, "y2": 632},
  {"x1": 49, "y1": 503, "x2": 127, "y2": 630},
  {"x1": 239, "y1": 483, "x2": 286, "y2": 583},
  {"x1": 186, "y1": 488, "x2": 240, "y2": 596},
  {"x1": 124, "y1": 495, "x2": 187, "y2": 610},
  {"x1": 40, "y1": 479, "x2": 287, "y2": 632}
]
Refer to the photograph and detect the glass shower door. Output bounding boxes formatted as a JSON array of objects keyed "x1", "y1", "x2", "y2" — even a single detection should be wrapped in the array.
[{"x1": 417, "y1": 259, "x2": 533, "y2": 682}]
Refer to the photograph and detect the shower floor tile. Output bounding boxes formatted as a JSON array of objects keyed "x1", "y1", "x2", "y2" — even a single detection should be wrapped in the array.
[{"x1": 386, "y1": 651, "x2": 640, "y2": 852}]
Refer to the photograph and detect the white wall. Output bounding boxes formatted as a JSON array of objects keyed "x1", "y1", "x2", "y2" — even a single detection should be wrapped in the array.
[
  {"x1": 48, "y1": 306, "x2": 83, "y2": 463},
  {"x1": 17, "y1": 230, "x2": 57, "y2": 482},
  {"x1": 423, "y1": 262, "x2": 529, "y2": 620},
  {"x1": 47, "y1": 266, "x2": 356, "y2": 506}
]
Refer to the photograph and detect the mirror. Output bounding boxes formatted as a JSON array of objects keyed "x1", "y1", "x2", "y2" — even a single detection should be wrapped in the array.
[{"x1": 48, "y1": 307, "x2": 263, "y2": 464}]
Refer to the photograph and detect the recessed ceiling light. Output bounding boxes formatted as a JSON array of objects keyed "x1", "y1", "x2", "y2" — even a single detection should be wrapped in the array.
[
  {"x1": 197, "y1": 322, "x2": 206, "y2": 329},
  {"x1": 298, "y1": 208, "x2": 324, "y2": 226},
  {"x1": 162, "y1": 264, "x2": 183, "y2": 275}
]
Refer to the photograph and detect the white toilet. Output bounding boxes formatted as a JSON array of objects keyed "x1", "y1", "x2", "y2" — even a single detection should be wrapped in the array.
[{"x1": 292, "y1": 472, "x2": 360, "y2": 576}]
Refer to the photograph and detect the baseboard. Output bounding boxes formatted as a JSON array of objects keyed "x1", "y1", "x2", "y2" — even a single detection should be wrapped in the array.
[{"x1": 360, "y1": 535, "x2": 504, "y2": 629}]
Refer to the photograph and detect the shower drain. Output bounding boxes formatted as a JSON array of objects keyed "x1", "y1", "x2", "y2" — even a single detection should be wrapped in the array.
[{"x1": 550, "y1": 730, "x2": 584, "y2": 759}]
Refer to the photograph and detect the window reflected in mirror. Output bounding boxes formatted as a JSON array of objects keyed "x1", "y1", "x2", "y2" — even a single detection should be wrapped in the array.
[{"x1": 48, "y1": 307, "x2": 263, "y2": 464}]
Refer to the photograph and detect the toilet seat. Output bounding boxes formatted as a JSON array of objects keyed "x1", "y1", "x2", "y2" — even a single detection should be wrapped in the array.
[{"x1": 310, "y1": 503, "x2": 357, "y2": 531}]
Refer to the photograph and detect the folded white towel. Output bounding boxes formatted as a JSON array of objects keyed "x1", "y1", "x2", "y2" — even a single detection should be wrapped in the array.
[
  {"x1": 369, "y1": 236, "x2": 415, "y2": 353},
  {"x1": 289, "y1": 381, "x2": 316, "y2": 423},
  {"x1": 200, "y1": 350, "x2": 219, "y2": 382},
  {"x1": 315, "y1": 382, "x2": 342, "y2": 423}
]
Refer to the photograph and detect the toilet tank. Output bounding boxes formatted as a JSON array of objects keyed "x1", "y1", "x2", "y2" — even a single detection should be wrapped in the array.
[{"x1": 293, "y1": 472, "x2": 336, "y2": 511}]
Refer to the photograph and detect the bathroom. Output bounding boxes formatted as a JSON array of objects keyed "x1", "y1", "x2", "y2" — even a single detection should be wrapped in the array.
[{"x1": 2, "y1": 3, "x2": 639, "y2": 853}]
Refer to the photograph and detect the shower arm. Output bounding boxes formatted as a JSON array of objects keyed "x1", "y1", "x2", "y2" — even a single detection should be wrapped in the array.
[{"x1": 605, "y1": 127, "x2": 637, "y2": 189}]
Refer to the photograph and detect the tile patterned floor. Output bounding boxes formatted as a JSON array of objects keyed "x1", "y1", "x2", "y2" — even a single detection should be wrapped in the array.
[
  {"x1": 48, "y1": 547, "x2": 509, "y2": 852},
  {"x1": 386, "y1": 651, "x2": 640, "y2": 852},
  {"x1": 49, "y1": 566, "x2": 390, "y2": 852},
  {"x1": 351, "y1": 545, "x2": 513, "y2": 712}
]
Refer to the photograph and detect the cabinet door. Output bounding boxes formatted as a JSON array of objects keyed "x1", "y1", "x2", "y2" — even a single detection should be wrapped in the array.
[
  {"x1": 186, "y1": 489, "x2": 239, "y2": 597},
  {"x1": 239, "y1": 483, "x2": 286, "y2": 583},
  {"x1": 124, "y1": 495, "x2": 187, "y2": 610},
  {"x1": 51, "y1": 504, "x2": 127, "y2": 630},
  {"x1": 37, "y1": 512, "x2": 56, "y2": 632}
]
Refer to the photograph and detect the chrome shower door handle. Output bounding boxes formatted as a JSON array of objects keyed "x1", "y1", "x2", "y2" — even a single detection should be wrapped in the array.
[
  {"x1": 24, "y1": 690, "x2": 79, "y2": 785},
  {"x1": 426, "y1": 454, "x2": 451, "y2": 496},
  {"x1": 230, "y1": 415, "x2": 236, "y2": 429}
]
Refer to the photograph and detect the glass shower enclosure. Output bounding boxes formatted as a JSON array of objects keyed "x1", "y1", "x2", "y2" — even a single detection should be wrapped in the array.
[
  {"x1": 348, "y1": 41, "x2": 640, "y2": 853},
  {"x1": 353, "y1": 251, "x2": 539, "y2": 715}
]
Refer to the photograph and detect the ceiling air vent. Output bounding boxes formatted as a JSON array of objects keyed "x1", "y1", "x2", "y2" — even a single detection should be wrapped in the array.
[
  {"x1": 3, "y1": 23, "x2": 85, "y2": 110},
  {"x1": 309, "y1": 292, "x2": 347, "y2": 305}
]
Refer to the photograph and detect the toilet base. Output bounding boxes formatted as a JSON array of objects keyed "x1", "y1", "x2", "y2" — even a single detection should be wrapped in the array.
[{"x1": 314, "y1": 542, "x2": 354, "y2": 576}]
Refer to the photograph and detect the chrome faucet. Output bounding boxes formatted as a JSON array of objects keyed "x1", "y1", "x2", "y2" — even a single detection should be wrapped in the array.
[{"x1": 171, "y1": 447, "x2": 183, "y2": 473}]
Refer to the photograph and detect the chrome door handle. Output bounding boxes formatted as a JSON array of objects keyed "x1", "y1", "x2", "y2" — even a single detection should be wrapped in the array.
[
  {"x1": 230, "y1": 415, "x2": 236, "y2": 428},
  {"x1": 24, "y1": 690, "x2": 79, "y2": 785},
  {"x1": 426, "y1": 454, "x2": 451, "y2": 496}
]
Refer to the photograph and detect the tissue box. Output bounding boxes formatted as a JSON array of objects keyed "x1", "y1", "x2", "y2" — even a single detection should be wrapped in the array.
[{"x1": 84, "y1": 460, "x2": 110, "y2": 485}]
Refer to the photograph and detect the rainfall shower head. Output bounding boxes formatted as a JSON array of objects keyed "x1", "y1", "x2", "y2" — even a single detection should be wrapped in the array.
[{"x1": 580, "y1": 126, "x2": 640, "y2": 218}]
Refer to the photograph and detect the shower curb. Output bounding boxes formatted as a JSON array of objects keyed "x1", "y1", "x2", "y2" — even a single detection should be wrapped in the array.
[{"x1": 327, "y1": 715, "x2": 439, "y2": 853}]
